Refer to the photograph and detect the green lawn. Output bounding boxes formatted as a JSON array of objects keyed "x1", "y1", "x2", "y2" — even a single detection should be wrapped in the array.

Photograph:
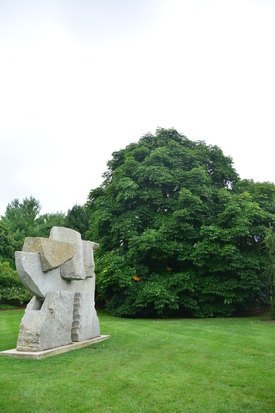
[{"x1": 0, "y1": 310, "x2": 274, "y2": 413}]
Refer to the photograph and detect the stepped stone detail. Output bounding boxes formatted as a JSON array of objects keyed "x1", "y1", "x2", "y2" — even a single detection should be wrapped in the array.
[{"x1": 72, "y1": 293, "x2": 81, "y2": 342}]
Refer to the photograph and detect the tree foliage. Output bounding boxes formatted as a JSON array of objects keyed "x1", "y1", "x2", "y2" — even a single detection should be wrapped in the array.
[
  {"x1": 2, "y1": 197, "x2": 42, "y2": 251},
  {"x1": 66, "y1": 204, "x2": 89, "y2": 237},
  {"x1": 0, "y1": 129, "x2": 274, "y2": 315},
  {"x1": 86, "y1": 128, "x2": 275, "y2": 317},
  {"x1": 0, "y1": 259, "x2": 31, "y2": 306},
  {"x1": 0, "y1": 197, "x2": 66, "y2": 306},
  {"x1": 264, "y1": 227, "x2": 275, "y2": 319}
]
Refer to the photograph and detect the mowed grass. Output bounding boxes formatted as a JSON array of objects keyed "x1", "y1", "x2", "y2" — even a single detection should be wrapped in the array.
[{"x1": 0, "y1": 310, "x2": 274, "y2": 413}]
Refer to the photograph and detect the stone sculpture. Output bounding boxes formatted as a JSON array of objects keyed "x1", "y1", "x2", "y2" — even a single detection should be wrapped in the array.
[{"x1": 15, "y1": 227, "x2": 101, "y2": 352}]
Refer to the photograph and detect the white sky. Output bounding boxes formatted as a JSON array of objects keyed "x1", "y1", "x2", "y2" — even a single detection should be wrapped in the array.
[{"x1": 0, "y1": 0, "x2": 274, "y2": 216}]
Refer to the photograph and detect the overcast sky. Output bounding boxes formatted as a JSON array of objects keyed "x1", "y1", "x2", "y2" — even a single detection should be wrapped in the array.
[{"x1": 0, "y1": 0, "x2": 274, "y2": 216}]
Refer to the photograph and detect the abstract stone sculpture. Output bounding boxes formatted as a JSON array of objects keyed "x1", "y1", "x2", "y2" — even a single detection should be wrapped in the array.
[{"x1": 15, "y1": 227, "x2": 101, "y2": 352}]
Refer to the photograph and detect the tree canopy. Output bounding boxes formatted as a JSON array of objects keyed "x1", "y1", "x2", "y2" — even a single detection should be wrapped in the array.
[
  {"x1": 0, "y1": 129, "x2": 274, "y2": 316},
  {"x1": 86, "y1": 128, "x2": 275, "y2": 317}
]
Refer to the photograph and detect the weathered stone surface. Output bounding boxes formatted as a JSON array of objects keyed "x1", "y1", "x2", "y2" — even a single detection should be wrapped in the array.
[
  {"x1": 13, "y1": 227, "x2": 102, "y2": 353},
  {"x1": 16, "y1": 291, "x2": 74, "y2": 352},
  {"x1": 23, "y1": 237, "x2": 75, "y2": 272},
  {"x1": 15, "y1": 251, "x2": 96, "y2": 298},
  {"x1": 92, "y1": 310, "x2": 100, "y2": 338},
  {"x1": 16, "y1": 251, "x2": 61, "y2": 298},
  {"x1": 50, "y1": 227, "x2": 86, "y2": 280},
  {"x1": 82, "y1": 240, "x2": 95, "y2": 278},
  {"x1": 71, "y1": 292, "x2": 99, "y2": 341}
]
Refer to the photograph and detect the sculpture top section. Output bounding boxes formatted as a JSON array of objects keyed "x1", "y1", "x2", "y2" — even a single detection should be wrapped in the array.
[
  {"x1": 16, "y1": 226, "x2": 99, "y2": 298},
  {"x1": 22, "y1": 237, "x2": 76, "y2": 272}
]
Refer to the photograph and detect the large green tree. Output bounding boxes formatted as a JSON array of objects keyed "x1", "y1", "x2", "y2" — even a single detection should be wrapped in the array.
[{"x1": 86, "y1": 128, "x2": 274, "y2": 317}]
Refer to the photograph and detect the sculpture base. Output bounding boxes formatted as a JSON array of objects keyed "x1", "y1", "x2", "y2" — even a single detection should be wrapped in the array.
[{"x1": 0, "y1": 335, "x2": 110, "y2": 359}]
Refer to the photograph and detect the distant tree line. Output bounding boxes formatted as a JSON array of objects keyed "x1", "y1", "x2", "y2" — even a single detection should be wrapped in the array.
[{"x1": 0, "y1": 128, "x2": 274, "y2": 317}]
